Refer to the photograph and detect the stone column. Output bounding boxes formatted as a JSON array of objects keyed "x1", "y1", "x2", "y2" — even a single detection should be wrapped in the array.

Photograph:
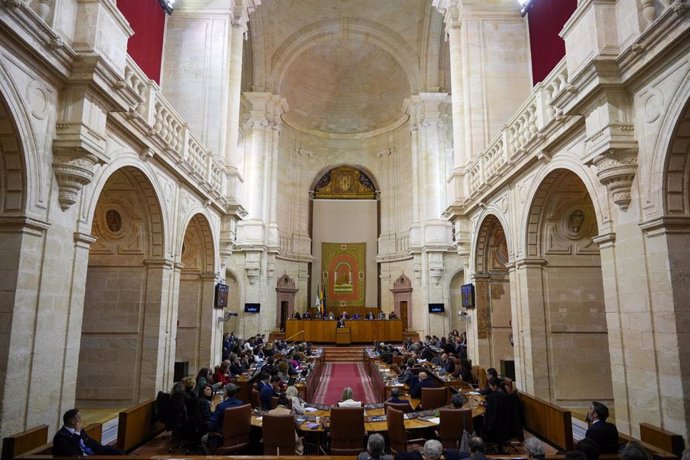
[
  {"x1": 511, "y1": 258, "x2": 551, "y2": 399},
  {"x1": 199, "y1": 273, "x2": 219, "y2": 369},
  {"x1": 142, "y1": 258, "x2": 176, "y2": 399}
]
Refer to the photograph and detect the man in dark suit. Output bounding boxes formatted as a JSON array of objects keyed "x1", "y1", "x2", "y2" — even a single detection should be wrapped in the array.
[
  {"x1": 585, "y1": 401, "x2": 619, "y2": 454},
  {"x1": 410, "y1": 371, "x2": 436, "y2": 398},
  {"x1": 336, "y1": 317, "x2": 346, "y2": 328},
  {"x1": 202, "y1": 383, "x2": 244, "y2": 452},
  {"x1": 53, "y1": 409, "x2": 122, "y2": 456},
  {"x1": 440, "y1": 353, "x2": 456, "y2": 374}
]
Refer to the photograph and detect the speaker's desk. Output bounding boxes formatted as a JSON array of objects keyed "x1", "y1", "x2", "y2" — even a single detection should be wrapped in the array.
[{"x1": 286, "y1": 319, "x2": 403, "y2": 343}]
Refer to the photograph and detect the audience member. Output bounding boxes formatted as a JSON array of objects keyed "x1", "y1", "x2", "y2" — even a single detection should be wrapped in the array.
[
  {"x1": 469, "y1": 437, "x2": 487, "y2": 460},
  {"x1": 261, "y1": 375, "x2": 281, "y2": 410},
  {"x1": 524, "y1": 437, "x2": 545, "y2": 460},
  {"x1": 585, "y1": 401, "x2": 619, "y2": 454},
  {"x1": 450, "y1": 392, "x2": 468, "y2": 408},
  {"x1": 576, "y1": 438, "x2": 601, "y2": 460},
  {"x1": 411, "y1": 371, "x2": 436, "y2": 398},
  {"x1": 286, "y1": 385, "x2": 306, "y2": 414},
  {"x1": 387, "y1": 387, "x2": 406, "y2": 404},
  {"x1": 619, "y1": 442, "x2": 651, "y2": 460},
  {"x1": 358, "y1": 433, "x2": 393, "y2": 460},
  {"x1": 53, "y1": 409, "x2": 123, "y2": 456},
  {"x1": 338, "y1": 386, "x2": 362, "y2": 407},
  {"x1": 202, "y1": 383, "x2": 243, "y2": 452}
]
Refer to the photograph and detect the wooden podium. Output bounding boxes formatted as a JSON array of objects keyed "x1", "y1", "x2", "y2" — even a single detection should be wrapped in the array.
[{"x1": 336, "y1": 327, "x2": 351, "y2": 345}]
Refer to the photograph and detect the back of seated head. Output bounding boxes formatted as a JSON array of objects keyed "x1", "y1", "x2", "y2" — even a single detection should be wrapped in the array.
[
  {"x1": 276, "y1": 392, "x2": 290, "y2": 407},
  {"x1": 451, "y1": 393, "x2": 466, "y2": 408},
  {"x1": 576, "y1": 438, "x2": 601, "y2": 460},
  {"x1": 261, "y1": 372, "x2": 270, "y2": 381},
  {"x1": 487, "y1": 368, "x2": 498, "y2": 378},
  {"x1": 270, "y1": 374, "x2": 281, "y2": 383},
  {"x1": 390, "y1": 388, "x2": 400, "y2": 398},
  {"x1": 367, "y1": 433, "x2": 386, "y2": 458},
  {"x1": 524, "y1": 437, "x2": 545, "y2": 459},
  {"x1": 469, "y1": 436, "x2": 485, "y2": 453},
  {"x1": 424, "y1": 440, "x2": 443, "y2": 460},
  {"x1": 620, "y1": 442, "x2": 651, "y2": 460}
]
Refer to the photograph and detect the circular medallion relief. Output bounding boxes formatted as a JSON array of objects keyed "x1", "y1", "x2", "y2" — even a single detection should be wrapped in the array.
[
  {"x1": 105, "y1": 209, "x2": 122, "y2": 233},
  {"x1": 562, "y1": 208, "x2": 587, "y2": 240}
]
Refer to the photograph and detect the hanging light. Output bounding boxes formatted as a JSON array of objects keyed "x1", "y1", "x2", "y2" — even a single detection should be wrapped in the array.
[
  {"x1": 159, "y1": 0, "x2": 175, "y2": 15},
  {"x1": 517, "y1": 0, "x2": 533, "y2": 16}
]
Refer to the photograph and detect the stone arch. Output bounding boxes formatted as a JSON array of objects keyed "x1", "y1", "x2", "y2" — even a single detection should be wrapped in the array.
[
  {"x1": 645, "y1": 66, "x2": 690, "y2": 217},
  {"x1": 309, "y1": 163, "x2": 380, "y2": 193},
  {"x1": 524, "y1": 167, "x2": 603, "y2": 259},
  {"x1": 472, "y1": 212, "x2": 513, "y2": 371},
  {"x1": 474, "y1": 212, "x2": 511, "y2": 275},
  {"x1": 77, "y1": 166, "x2": 170, "y2": 408},
  {"x1": 269, "y1": 18, "x2": 420, "y2": 95},
  {"x1": 179, "y1": 212, "x2": 216, "y2": 275},
  {"x1": 517, "y1": 168, "x2": 612, "y2": 406},
  {"x1": 85, "y1": 163, "x2": 167, "y2": 258},
  {"x1": 662, "y1": 97, "x2": 690, "y2": 216},
  {"x1": 176, "y1": 212, "x2": 218, "y2": 374}
]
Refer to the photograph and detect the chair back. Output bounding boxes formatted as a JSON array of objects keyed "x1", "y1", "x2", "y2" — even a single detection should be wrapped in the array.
[
  {"x1": 329, "y1": 406, "x2": 365, "y2": 454},
  {"x1": 251, "y1": 388, "x2": 260, "y2": 408},
  {"x1": 384, "y1": 401, "x2": 413, "y2": 414},
  {"x1": 421, "y1": 386, "x2": 448, "y2": 409},
  {"x1": 439, "y1": 408, "x2": 473, "y2": 449},
  {"x1": 477, "y1": 367, "x2": 488, "y2": 388},
  {"x1": 262, "y1": 413, "x2": 296, "y2": 455},
  {"x1": 392, "y1": 355, "x2": 404, "y2": 365},
  {"x1": 221, "y1": 404, "x2": 251, "y2": 453},
  {"x1": 386, "y1": 407, "x2": 407, "y2": 453}
]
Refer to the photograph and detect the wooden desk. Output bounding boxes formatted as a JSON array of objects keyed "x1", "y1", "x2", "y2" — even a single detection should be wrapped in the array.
[
  {"x1": 286, "y1": 319, "x2": 403, "y2": 343},
  {"x1": 335, "y1": 328, "x2": 351, "y2": 345}
]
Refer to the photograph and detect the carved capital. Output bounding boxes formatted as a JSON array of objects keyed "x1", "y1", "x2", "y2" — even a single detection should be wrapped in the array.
[
  {"x1": 52, "y1": 151, "x2": 99, "y2": 210},
  {"x1": 591, "y1": 149, "x2": 638, "y2": 211}
]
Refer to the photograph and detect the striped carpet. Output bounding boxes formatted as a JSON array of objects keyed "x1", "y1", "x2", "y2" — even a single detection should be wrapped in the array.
[{"x1": 312, "y1": 363, "x2": 377, "y2": 405}]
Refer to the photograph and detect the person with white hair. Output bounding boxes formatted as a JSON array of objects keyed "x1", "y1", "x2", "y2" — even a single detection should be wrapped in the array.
[
  {"x1": 338, "y1": 386, "x2": 362, "y2": 407},
  {"x1": 357, "y1": 433, "x2": 392, "y2": 460},
  {"x1": 524, "y1": 437, "x2": 545, "y2": 460}
]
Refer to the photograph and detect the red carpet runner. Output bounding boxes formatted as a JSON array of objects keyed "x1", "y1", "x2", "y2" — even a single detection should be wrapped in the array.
[{"x1": 312, "y1": 363, "x2": 377, "y2": 405}]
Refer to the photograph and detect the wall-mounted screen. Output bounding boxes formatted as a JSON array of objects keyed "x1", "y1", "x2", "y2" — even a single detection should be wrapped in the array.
[
  {"x1": 461, "y1": 284, "x2": 475, "y2": 308},
  {"x1": 428, "y1": 303, "x2": 445, "y2": 313},
  {"x1": 244, "y1": 303, "x2": 260, "y2": 313}
]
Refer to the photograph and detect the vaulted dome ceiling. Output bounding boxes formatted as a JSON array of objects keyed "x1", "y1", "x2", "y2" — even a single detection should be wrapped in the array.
[{"x1": 248, "y1": 0, "x2": 443, "y2": 136}]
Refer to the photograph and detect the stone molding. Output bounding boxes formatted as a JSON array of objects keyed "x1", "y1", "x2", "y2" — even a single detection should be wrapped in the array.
[
  {"x1": 52, "y1": 151, "x2": 100, "y2": 210},
  {"x1": 589, "y1": 148, "x2": 638, "y2": 211}
]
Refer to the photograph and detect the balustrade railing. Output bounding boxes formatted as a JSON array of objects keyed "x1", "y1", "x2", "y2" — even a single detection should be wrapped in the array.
[
  {"x1": 123, "y1": 56, "x2": 226, "y2": 199},
  {"x1": 466, "y1": 59, "x2": 569, "y2": 195}
]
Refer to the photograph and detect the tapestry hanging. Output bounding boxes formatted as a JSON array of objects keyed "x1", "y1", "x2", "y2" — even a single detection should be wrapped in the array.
[{"x1": 322, "y1": 242, "x2": 366, "y2": 308}]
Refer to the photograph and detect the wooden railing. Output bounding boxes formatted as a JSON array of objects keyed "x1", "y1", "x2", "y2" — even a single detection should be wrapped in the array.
[
  {"x1": 639, "y1": 423, "x2": 685, "y2": 457},
  {"x1": 519, "y1": 392, "x2": 574, "y2": 451},
  {"x1": 116, "y1": 399, "x2": 164, "y2": 452}
]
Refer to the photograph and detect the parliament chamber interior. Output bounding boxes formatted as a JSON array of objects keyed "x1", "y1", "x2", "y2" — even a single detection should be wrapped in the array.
[{"x1": 0, "y1": 0, "x2": 689, "y2": 459}]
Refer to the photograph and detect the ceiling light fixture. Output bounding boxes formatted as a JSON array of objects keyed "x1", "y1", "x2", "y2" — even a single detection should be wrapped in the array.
[
  {"x1": 517, "y1": 0, "x2": 534, "y2": 16},
  {"x1": 159, "y1": 0, "x2": 175, "y2": 15}
]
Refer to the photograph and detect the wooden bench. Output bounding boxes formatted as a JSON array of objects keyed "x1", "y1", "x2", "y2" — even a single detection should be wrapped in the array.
[
  {"x1": 639, "y1": 423, "x2": 685, "y2": 457},
  {"x1": 519, "y1": 392, "x2": 574, "y2": 451},
  {"x1": 3, "y1": 423, "x2": 102, "y2": 460},
  {"x1": 2, "y1": 425, "x2": 48, "y2": 460},
  {"x1": 619, "y1": 431, "x2": 679, "y2": 460},
  {"x1": 116, "y1": 398, "x2": 164, "y2": 453}
]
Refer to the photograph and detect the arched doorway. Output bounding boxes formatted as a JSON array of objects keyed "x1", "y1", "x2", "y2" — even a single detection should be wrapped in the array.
[
  {"x1": 309, "y1": 165, "x2": 380, "y2": 316},
  {"x1": 449, "y1": 271, "x2": 467, "y2": 337},
  {"x1": 474, "y1": 215, "x2": 513, "y2": 377},
  {"x1": 522, "y1": 168, "x2": 612, "y2": 407},
  {"x1": 77, "y1": 167, "x2": 166, "y2": 407},
  {"x1": 176, "y1": 213, "x2": 216, "y2": 375}
]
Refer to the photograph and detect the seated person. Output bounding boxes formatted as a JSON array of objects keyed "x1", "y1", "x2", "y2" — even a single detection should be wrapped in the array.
[
  {"x1": 453, "y1": 359, "x2": 474, "y2": 384},
  {"x1": 448, "y1": 392, "x2": 468, "y2": 408},
  {"x1": 386, "y1": 387, "x2": 406, "y2": 404},
  {"x1": 268, "y1": 393, "x2": 304, "y2": 455},
  {"x1": 358, "y1": 433, "x2": 393, "y2": 460},
  {"x1": 341, "y1": 311, "x2": 349, "y2": 319},
  {"x1": 206, "y1": 383, "x2": 244, "y2": 433},
  {"x1": 261, "y1": 375, "x2": 281, "y2": 410},
  {"x1": 286, "y1": 385, "x2": 306, "y2": 415},
  {"x1": 302, "y1": 310, "x2": 311, "y2": 319},
  {"x1": 410, "y1": 371, "x2": 436, "y2": 398},
  {"x1": 524, "y1": 437, "x2": 545, "y2": 460},
  {"x1": 469, "y1": 436, "x2": 488, "y2": 460},
  {"x1": 292, "y1": 311, "x2": 301, "y2": 319},
  {"x1": 365, "y1": 310, "x2": 375, "y2": 320},
  {"x1": 377, "y1": 309, "x2": 386, "y2": 320},
  {"x1": 575, "y1": 438, "x2": 601, "y2": 460},
  {"x1": 479, "y1": 368, "x2": 499, "y2": 395},
  {"x1": 213, "y1": 362, "x2": 232, "y2": 386},
  {"x1": 338, "y1": 386, "x2": 362, "y2": 407},
  {"x1": 439, "y1": 353, "x2": 455, "y2": 374},
  {"x1": 53, "y1": 409, "x2": 123, "y2": 456},
  {"x1": 327, "y1": 311, "x2": 335, "y2": 320},
  {"x1": 352, "y1": 313, "x2": 361, "y2": 319},
  {"x1": 395, "y1": 439, "x2": 444, "y2": 460},
  {"x1": 585, "y1": 401, "x2": 619, "y2": 454},
  {"x1": 389, "y1": 311, "x2": 398, "y2": 319}
]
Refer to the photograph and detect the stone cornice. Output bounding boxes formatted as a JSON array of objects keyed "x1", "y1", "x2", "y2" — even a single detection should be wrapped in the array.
[{"x1": 639, "y1": 216, "x2": 690, "y2": 235}]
